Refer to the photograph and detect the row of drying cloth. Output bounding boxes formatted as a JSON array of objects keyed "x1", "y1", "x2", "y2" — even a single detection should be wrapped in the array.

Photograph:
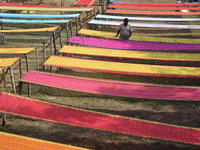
[{"x1": 0, "y1": 92, "x2": 199, "y2": 145}]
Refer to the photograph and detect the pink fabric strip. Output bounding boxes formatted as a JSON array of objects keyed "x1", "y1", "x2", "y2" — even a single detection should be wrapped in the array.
[
  {"x1": 20, "y1": 71, "x2": 200, "y2": 101},
  {"x1": 0, "y1": 92, "x2": 199, "y2": 145}
]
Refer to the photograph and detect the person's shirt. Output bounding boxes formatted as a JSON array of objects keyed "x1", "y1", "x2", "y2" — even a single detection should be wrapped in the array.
[{"x1": 118, "y1": 23, "x2": 132, "y2": 40}]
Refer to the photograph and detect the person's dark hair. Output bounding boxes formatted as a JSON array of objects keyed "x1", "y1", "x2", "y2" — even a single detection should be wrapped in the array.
[{"x1": 124, "y1": 18, "x2": 129, "y2": 22}]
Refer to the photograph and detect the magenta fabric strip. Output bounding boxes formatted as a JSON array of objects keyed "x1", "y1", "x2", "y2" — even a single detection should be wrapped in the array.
[
  {"x1": 68, "y1": 36, "x2": 200, "y2": 50},
  {"x1": 0, "y1": 92, "x2": 199, "y2": 145},
  {"x1": 20, "y1": 71, "x2": 200, "y2": 101}
]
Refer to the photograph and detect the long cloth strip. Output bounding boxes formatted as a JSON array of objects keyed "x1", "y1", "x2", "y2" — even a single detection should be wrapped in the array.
[
  {"x1": 96, "y1": 14, "x2": 200, "y2": 22},
  {"x1": 106, "y1": 9, "x2": 200, "y2": 15},
  {"x1": 0, "y1": 92, "x2": 199, "y2": 145},
  {"x1": 112, "y1": 2, "x2": 200, "y2": 7},
  {"x1": 68, "y1": 36, "x2": 200, "y2": 51},
  {"x1": 89, "y1": 20, "x2": 200, "y2": 29},
  {"x1": 21, "y1": 71, "x2": 200, "y2": 101},
  {"x1": 0, "y1": 2, "x2": 96, "y2": 9},
  {"x1": 0, "y1": 19, "x2": 70, "y2": 24},
  {"x1": 0, "y1": 2, "x2": 95, "y2": 12},
  {"x1": 0, "y1": 26, "x2": 58, "y2": 33},
  {"x1": 0, "y1": 57, "x2": 20, "y2": 68},
  {"x1": 78, "y1": 28, "x2": 200, "y2": 44},
  {"x1": 0, "y1": 13, "x2": 80, "y2": 18},
  {"x1": 43, "y1": 55, "x2": 200, "y2": 78},
  {"x1": 108, "y1": 4, "x2": 200, "y2": 10},
  {"x1": 0, "y1": 131, "x2": 89, "y2": 150},
  {"x1": 58, "y1": 45, "x2": 200, "y2": 62},
  {"x1": 0, "y1": 47, "x2": 35, "y2": 54},
  {"x1": 73, "y1": 0, "x2": 95, "y2": 6}
]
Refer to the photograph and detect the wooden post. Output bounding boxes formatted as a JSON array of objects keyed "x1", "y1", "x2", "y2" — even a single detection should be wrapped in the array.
[
  {"x1": 24, "y1": 54, "x2": 29, "y2": 72},
  {"x1": 10, "y1": 68, "x2": 16, "y2": 94},
  {"x1": 50, "y1": 37, "x2": 53, "y2": 55},
  {"x1": 76, "y1": 17, "x2": 78, "y2": 34},
  {"x1": 2, "y1": 68, "x2": 6, "y2": 91},
  {"x1": 65, "y1": 23, "x2": 69, "y2": 44},
  {"x1": 50, "y1": 66, "x2": 53, "y2": 73},
  {"x1": 70, "y1": 21, "x2": 72, "y2": 37},
  {"x1": 43, "y1": 42, "x2": 46, "y2": 70},
  {"x1": 93, "y1": 8, "x2": 96, "y2": 19},
  {"x1": 18, "y1": 81, "x2": 22, "y2": 95},
  {"x1": 79, "y1": 14, "x2": 82, "y2": 29},
  {"x1": 28, "y1": 83, "x2": 31, "y2": 97},
  {"x1": 52, "y1": 31, "x2": 57, "y2": 55},
  {"x1": 102, "y1": 0, "x2": 105, "y2": 14},
  {"x1": 2, "y1": 114, "x2": 6, "y2": 127},
  {"x1": 58, "y1": 27, "x2": 63, "y2": 48},
  {"x1": 1, "y1": 20, "x2": 3, "y2": 30},
  {"x1": 35, "y1": 47, "x2": 39, "y2": 70},
  {"x1": 0, "y1": 68, "x2": 9, "y2": 86},
  {"x1": 19, "y1": 58, "x2": 22, "y2": 78}
]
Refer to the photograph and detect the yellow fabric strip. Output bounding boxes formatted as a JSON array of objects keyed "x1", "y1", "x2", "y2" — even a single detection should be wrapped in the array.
[
  {"x1": 0, "y1": 68, "x2": 2, "y2": 72},
  {"x1": 0, "y1": 131, "x2": 89, "y2": 150},
  {"x1": 44, "y1": 55, "x2": 200, "y2": 77},
  {"x1": 0, "y1": 57, "x2": 19, "y2": 67},
  {"x1": 78, "y1": 28, "x2": 200, "y2": 44},
  {"x1": 0, "y1": 26, "x2": 58, "y2": 33},
  {"x1": 59, "y1": 45, "x2": 200, "y2": 62},
  {"x1": 0, "y1": 47, "x2": 35, "y2": 54}
]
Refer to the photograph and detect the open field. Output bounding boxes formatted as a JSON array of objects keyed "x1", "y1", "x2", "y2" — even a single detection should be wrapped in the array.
[{"x1": 0, "y1": 0, "x2": 200, "y2": 149}]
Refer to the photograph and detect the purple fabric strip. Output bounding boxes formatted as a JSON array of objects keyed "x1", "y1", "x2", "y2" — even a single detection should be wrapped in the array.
[{"x1": 68, "y1": 36, "x2": 200, "y2": 50}]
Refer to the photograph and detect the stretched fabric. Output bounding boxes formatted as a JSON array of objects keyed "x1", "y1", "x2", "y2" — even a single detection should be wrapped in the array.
[
  {"x1": 43, "y1": 55, "x2": 200, "y2": 78},
  {"x1": 89, "y1": 20, "x2": 200, "y2": 29},
  {"x1": 68, "y1": 36, "x2": 200, "y2": 51},
  {"x1": 78, "y1": 28, "x2": 200, "y2": 44},
  {"x1": 96, "y1": 14, "x2": 200, "y2": 22},
  {"x1": 0, "y1": 2, "x2": 96, "y2": 8},
  {"x1": 0, "y1": 47, "x2": 35, "y2": 54},
  {"x1": 108, "y1": 4, "x2": 200, "y2": 10},
  {"x1": 0, "y1": 19, "x2": 70, "y2": 24},
  {"x1": 0, "y1": 13, "x2": 80, "y2": 18},
  {"x1": 112, "y1": 2, "x2": 200, "y2": 7},
  {"x1": 73, "y1": 0, "x2": 95, "y2": 6},
  {"x1": 0, "y1": 92, "x2": 199, "y2": 145},
  {"x1": 0, "y1": 6, "x2": 94, "y2": 12},
  {"x1": 106, "y1": 9, "x2": 200, "y2": 15},
  {"x1": 16, "y1": 70, "x2": 200, "y2": 101},
  {"x1": 58, "y1": 45, "x2": 200, "y2": 62},
  {"x1": 0, "y1": 26, "x2": 58, "y2": 33},
  {"x1": 0, "y1": 2, "x2": 95, "y2": 12},
  {"x1": 0, "y1": 57, "x2": 20, "y2": 68},
  {"x1": 0, "y1": 131, "x2": 88, "y2": 150}
]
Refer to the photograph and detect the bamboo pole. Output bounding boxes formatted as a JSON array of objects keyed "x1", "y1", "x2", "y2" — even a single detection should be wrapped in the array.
[
  {"x1": 76, "y1": 17, "x2": 78, "y2": 34},
  {"x1": 52, "y1": 31, "x2": 57, "y2": 55},
  {"x1": 58, "y1": 27, "x2": 63, "y2": 48},
  {"x1": 43, "y1": 42, "x2": 46, "y2": 70},
  {"x1": 18, "y1": 81, "x2": 22, "y2": 95},
  {"x1": 19, "y1": 58, "x2": 22, "y2": 78},
  {"x1": 70, "y1": 21, "x2": 72, "y2": 37},
  {"x1": 2, "y1": 68, "x2": 6, "y2": 91},
  {"x1": 35, "y1": 47, "x2": 39, "y2": 70},
  {"x1": 28, "y1": 83, "x2": 31, "y2": 97},
  {"x1": 50, "y1": 37, "x2": 53, "y2": 55},
  {"x1": 65, "y1": 23, "x2": 69, "y2": 44},
  {"x1": 10, "y1": 68, "x2": 16, "y2": 94},
  {"x1": 2, "y1": 114, "x2": 6, "y2": 127},
  {"x1": 0, "y1": 68, "x2": 9, "y2": 85}
]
